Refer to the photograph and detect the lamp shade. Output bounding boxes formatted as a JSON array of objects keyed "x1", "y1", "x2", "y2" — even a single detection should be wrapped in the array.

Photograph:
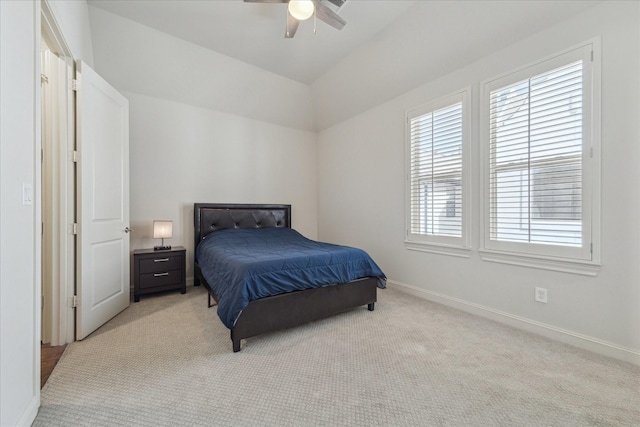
[
  {"x1": 288, "y1": 0, "x2": 314, "y2": 21},
  {"x1": 153, "y1": 221, "x2": 173, "y2": 239}
]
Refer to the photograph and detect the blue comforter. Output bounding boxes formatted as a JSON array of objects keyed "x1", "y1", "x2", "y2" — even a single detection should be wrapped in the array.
[{"x1": 195, "y1": 227, "x2": 386, "y2": 329}]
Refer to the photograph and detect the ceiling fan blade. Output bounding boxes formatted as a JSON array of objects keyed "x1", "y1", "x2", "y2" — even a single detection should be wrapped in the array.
[
  {"x1": 324, "y1": 0, "x2": 345, "y2": 8},
  {"x1": 285, "y1": 10, "x2": 300, "y2": 38},
  {"x1": 313, "y1": 1, "x2": 346, "y2": 30}
]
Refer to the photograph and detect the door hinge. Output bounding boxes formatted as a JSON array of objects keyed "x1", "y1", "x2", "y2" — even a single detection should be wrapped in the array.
[
  {"x1": 72, "y1": 295, "x2": 78, "y2": 308},
  {"x1": 71, "y1": 79, "x2": 79, "y2": 91},
  {"x1": 72, "y1": 150, "x2": 79, "y2": 163},
  {"x1": 72, "y1": 223, "x2": 78, "y2": 235},
  {"x1": 590, "y1": 243, "x2": 593, "y2": 254}
]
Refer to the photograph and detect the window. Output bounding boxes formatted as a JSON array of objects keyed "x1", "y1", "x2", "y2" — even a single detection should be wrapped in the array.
[
  {"x1": 481, "y1": 43, "x2": 600, "y2": 269},
  {"x1": 406, "y1": 89, "x2": 470, "y2": 255}
]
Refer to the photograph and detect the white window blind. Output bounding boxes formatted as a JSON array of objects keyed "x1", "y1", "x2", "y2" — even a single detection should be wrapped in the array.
[
  {"x1": 409, "y1": 101, "x2": 463, "y2": 239},
  {"x1": 489, "y1": 60, "x2": 583, "y2": 247}
]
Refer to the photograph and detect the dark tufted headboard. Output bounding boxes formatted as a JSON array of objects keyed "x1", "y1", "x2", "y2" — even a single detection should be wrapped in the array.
[{"x1": 193, "y1": 203, "x2": 291, "y2": 250}]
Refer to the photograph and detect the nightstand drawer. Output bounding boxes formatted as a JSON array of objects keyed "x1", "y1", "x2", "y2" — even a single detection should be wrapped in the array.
[
  {"x1": 133, "y1": 246, "x2": 186, "y2": 302},
  {"x1": 139, "y1": 256, "x2": 182, "y2": 274},
  {"x1": 139, "y1": 269, "x2": 182, "y2": 289}
]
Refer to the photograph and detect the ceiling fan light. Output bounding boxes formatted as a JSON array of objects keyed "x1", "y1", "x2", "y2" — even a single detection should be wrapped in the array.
[{"x1": 288, "y1": 0, "x2": 314, "y2": 21}]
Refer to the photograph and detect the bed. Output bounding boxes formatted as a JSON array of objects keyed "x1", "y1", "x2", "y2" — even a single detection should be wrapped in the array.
[{"x1": 193, "y1": 203, "x2": 386, "y2": 352}]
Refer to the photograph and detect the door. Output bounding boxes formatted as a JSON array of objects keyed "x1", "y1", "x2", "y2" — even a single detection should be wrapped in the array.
[{"x1": 76, "y1": 60, "x2": 130, "y2": 340}]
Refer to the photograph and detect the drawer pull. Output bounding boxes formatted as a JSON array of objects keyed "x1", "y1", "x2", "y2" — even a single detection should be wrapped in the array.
[
  {"x1": 154, "y1": 272, "x2": 169, "y2": 277},
  {"x1": 154, "y1": 258, "x2": 170, "y2": 262}
]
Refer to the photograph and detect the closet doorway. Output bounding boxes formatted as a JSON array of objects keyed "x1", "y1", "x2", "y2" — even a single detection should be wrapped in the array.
[{"x1": 40, "y1": 4, "x2": 76, "y2": 347}]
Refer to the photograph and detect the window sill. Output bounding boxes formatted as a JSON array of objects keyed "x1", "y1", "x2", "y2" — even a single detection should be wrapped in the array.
[
  {"x1": 405, "y1": 241, "x2": 472, "y2": 258},
  {"x1": 479, "y1": 249, "x2": 601, "y2": 276}
]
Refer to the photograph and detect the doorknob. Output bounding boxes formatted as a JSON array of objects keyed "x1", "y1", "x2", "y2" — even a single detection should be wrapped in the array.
[{"x1": 124, "y1": 227, "x2": 133, "y2": 233}]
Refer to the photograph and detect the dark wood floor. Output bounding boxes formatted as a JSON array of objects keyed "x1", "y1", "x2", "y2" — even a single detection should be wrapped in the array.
[{"x1": 41, "y1": 343, "x2": 66, "y2": 388}]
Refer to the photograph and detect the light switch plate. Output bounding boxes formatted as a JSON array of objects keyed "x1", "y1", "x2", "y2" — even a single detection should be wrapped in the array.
[{"x1": 22, "y1": 183, "x2": 33, "y2": 205}]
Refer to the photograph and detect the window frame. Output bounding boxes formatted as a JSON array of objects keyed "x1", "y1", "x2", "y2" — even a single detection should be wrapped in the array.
[
  {"x1": 405, "y1": 87, "x2": 472, "y2": 257},
  {"x1": 479, "y1": 41, "x2": 601, "y2": 274}
]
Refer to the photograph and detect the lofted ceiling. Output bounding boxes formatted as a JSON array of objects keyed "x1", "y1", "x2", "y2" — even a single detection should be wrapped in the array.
[
  {"x1": 87, "y1": 0, "x2": 602, "y2": 130},
  {"x1": 87, "y1": 0, "x2": 419, "y2": 84}
]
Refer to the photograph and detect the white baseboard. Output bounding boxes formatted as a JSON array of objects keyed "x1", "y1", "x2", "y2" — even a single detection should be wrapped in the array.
[
  {"x1": 387, "y1": 280, "x2": 640, "y2": 366},
  {"x1": 16, "y1": 394, "x2": 40, "y2": 427}
]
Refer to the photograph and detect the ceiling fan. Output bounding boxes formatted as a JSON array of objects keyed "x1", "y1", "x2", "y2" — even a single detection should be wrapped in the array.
[{"x1": 244, "y1": 0, "x2": 347, "y2": 38}]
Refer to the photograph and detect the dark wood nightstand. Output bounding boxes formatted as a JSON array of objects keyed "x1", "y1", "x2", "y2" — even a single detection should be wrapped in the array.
[{"x1": 132, "y1": 246, "x2": 186, "y2": 302}]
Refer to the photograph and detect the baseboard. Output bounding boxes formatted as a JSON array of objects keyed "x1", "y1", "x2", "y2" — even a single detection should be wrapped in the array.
[
  {"x1": 387, "y1": 280, "x2": 640, "y2": 366},
  {"x1": 16, "y1": 394, "x2": 40, "y2": 427}
]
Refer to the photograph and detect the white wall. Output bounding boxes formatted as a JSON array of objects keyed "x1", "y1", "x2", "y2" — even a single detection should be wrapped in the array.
[
  {"x1": 125, "y1": 91, "x2": 318, "y2": 280},
  {"x1": 88, "y1": 8, "x2": 319, "y2": 280},
  {"x1": 317, "y1": 1, "x2": 640, "y2": 362},
  {"x1": 0, "y1": 1, "x2": 40, "y2": 425},
  {"x1": 311, "y1": 1, "x2": 601, "y2": 131},
  {"x1": 46, "y1": 0, "x2": 94, "y2": 66},
  {"x1": 0, "y1": 1, "x2": 95, "y2": 424},
  {"x1": 88, "y1": 6, "x2": 315, "y2": 132}
]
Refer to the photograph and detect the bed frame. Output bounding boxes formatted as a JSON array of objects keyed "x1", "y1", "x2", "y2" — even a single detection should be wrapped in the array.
[{"x1": 193, "y1": 203, "x2": 378, "y2": 352}]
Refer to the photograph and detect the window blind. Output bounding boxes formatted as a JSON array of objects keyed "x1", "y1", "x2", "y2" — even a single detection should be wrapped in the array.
[
  {"x1": 409, "y1": 102, "x2": 463, "y2": 237},
  {"x1": 489, "y1": 61, "x2": 583, "y2": 247}
]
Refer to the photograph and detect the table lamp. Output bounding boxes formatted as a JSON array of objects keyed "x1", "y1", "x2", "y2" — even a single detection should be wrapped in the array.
[{"x1": 153, "y1": 220, "x2": 173, "y2": 251}]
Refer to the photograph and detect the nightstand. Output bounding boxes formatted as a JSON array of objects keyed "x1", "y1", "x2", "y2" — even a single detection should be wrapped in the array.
[{"x1": 132, "y1": 246, "x2": 186, "y2": 302}]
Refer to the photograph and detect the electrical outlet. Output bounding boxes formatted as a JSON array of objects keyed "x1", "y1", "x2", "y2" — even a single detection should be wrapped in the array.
[{"x1": 535, "y1": 287, "x2": 548, "y2": 303}]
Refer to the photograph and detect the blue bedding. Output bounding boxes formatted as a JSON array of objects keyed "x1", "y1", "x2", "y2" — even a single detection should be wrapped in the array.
[{"x1": 195, "y1": 227, "x2": 386, "y2": 329}]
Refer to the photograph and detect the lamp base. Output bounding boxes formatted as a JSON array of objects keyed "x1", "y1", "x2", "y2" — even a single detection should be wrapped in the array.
[{"x1": 154, "y1": 245, "x2": 172, "y2": 251}]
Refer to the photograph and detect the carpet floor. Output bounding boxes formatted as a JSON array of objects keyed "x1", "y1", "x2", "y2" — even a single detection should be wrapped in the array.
[{"x1": 35, "y1": 285, "x2": 639, "y2": 426}]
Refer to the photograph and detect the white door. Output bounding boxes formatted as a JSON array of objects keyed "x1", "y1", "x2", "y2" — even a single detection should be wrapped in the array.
[{"x1": 76, "y1": 61, "x2": 130, "y2": 340}]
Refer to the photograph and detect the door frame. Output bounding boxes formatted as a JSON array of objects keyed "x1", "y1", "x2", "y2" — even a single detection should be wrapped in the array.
[{"x1": 41, "y1": 0, "x2": 75, "y2": 346}]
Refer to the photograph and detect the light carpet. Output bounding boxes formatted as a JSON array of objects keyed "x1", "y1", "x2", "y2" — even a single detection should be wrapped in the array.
[{"x1": 35, "y1": 285, "x2": 639, "y2": 426}]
